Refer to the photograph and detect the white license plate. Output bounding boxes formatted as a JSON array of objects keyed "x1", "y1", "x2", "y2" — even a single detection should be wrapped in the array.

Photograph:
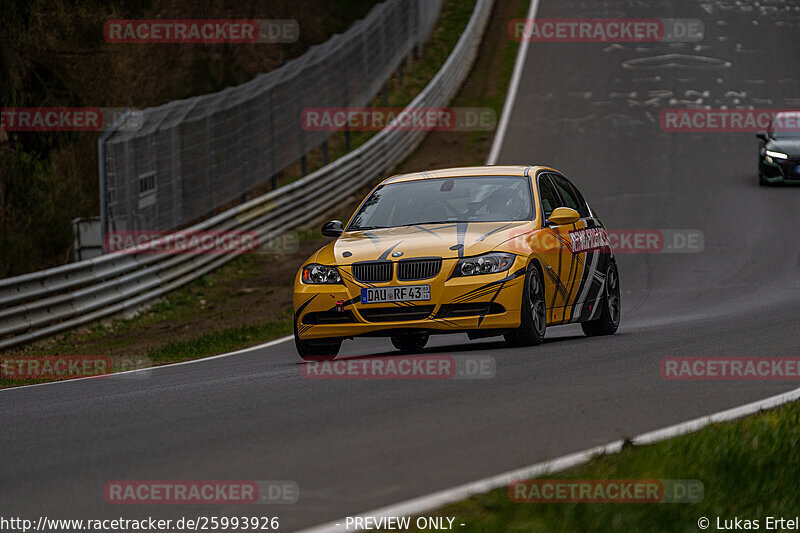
[{"x1": 361, "y1": 285, "x2": 431, "y2": 304}]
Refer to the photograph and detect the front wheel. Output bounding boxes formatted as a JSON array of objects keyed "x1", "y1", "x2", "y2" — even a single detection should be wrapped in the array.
[
  {"x1": 581, "y1": 262, "x2": 621, "y2": 337},
  {"x1": 504, "y1": 264, "x2": 546, "y2": 347},
  {"x1": 294, "y1": 318, "x2": 342, "y2": 361}
]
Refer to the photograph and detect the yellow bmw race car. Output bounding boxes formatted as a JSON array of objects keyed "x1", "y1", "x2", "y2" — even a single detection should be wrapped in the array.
[{"x1": 292, "y1": 165, "x2": 620, "y2": 360}]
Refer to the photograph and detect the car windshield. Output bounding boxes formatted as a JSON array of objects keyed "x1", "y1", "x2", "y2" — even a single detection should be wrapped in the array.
[
  {"x1": 348, "y1": 176, "x2": 532, "y2": 230},
  {"x1": 770, "y1": 112, "x2": 800, "y2": 139}
]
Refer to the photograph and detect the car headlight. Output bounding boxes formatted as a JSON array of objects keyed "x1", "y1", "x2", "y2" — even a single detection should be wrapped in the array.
[
  {"x1": 453, "y1": 252, "x2": 516, "y2": 277},
  {"x1": 301, "y1": 264, "x2": 343, "y2": 284},
  {"x1": 766, "y1": 150, "x2": 788, "y2": 162}
]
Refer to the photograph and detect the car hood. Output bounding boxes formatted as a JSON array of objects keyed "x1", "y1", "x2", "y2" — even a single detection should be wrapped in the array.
[
  {"x1": 314, "y1": 222, "x2": 533, "y2": 264},
  {"x1": 766, "y1": 138, "x2": 800, "y2": 156}
]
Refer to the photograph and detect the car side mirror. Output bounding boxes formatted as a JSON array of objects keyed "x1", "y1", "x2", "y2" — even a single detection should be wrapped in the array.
[
  {"x1": 546, "y1": 207, "x2": 580, "y2": 226},
  {"x1": 321, "y1": 220, "x2": 344, "y2": 238},
  {"x1": 756, "y1": 132, "x2": 769, "y2": 141}
]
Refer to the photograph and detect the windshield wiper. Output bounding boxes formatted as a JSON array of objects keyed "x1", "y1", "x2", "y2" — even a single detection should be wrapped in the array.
[
  {"x1": 350, "y1": 225, "x2": 387, "y2": 230},
  {"x1": 401, "y1": 221, "x2": 465, "y2": 226}
]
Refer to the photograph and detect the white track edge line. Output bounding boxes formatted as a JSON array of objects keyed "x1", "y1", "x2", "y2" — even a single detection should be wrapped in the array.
[
  {"x1": 0, "y1": 335, "x2": 294, "y2": 393},
  {"x1": 486, "y1": 0, "x2": 540, "y2": 165},
  {"x1": 296, "y1": 385, "x2": 800, "y2": 533}
]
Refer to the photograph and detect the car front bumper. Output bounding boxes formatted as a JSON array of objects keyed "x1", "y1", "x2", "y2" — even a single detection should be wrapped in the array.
[
  {"x1": 293, "y1": 256, "x2": 528, "y2": 340},
  {"x1": 760, "y1": 156, "x2": 800, "y2": 183}
]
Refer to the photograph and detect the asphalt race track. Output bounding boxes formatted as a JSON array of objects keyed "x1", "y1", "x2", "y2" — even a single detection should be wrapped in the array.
[{"x1": 3, "y1": 0, "x2": 800, "y2": 531}]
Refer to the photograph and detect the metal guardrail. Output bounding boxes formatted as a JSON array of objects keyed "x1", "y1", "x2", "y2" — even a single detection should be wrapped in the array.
[{"x1": 0, "y1": 0, "x2": 494, "y2": 351}]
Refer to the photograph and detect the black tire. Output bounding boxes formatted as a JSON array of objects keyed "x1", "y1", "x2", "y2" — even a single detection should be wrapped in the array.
[
  {"x1": 391, "y1": 333, "x2": 429, "y2": 353},
  {"x1": 581, "y1": 262, "x2": 621, "y2": 337},
  {"x1": 504, "y1": 264, "x2": 546, "y2": 347},
  {"x1": 294, "y1": 318, "x2": 341, "y2": 361}
]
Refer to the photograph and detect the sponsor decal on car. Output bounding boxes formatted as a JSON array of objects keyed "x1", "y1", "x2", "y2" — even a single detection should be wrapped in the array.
[{"x1": 569, "y1": 227, "x2": 611, "y2": 253}]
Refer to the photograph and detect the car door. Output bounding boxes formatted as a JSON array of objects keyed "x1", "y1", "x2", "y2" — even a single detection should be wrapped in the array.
[
  {"x1": 535, "y1": 172, "x2": 587, "y2": 323},
  {"x1": 549, "y1": 172, "x2": 609, "y2": 323},
  {"x1": 528, "y1": 172, "x2": 576, "y2": 324}
]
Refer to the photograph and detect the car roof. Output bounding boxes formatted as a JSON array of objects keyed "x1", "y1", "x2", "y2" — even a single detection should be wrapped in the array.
[{"x1": 381, "y1": 165, "x2": 556, "y2": 185}]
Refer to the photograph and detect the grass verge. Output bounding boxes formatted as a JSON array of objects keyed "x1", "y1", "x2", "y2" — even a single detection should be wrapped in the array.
[{"x1": 390, "y1": 401, "x2": 800, "y2": 532}]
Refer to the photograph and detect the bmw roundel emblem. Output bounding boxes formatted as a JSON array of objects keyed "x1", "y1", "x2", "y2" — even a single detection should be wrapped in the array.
[{"x1": 392, "y1": 251, "x2": 404, "y2": 257}]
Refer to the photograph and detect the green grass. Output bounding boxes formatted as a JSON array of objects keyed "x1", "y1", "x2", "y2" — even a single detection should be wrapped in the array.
[
  {"x1": 393, "y1": 401, "x2": 800, "y2": 532},
  {"x1": 145, "y1": 317, "x2": 293, "y2": 365}
]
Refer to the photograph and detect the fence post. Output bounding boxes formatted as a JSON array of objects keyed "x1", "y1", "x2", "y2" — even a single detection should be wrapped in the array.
[
  {"x1": 269, "y1": 91, "x2": 278, "y2": 190},
  {"x1": 98, "y1": 109, "x2": 131, "y2": 244}
]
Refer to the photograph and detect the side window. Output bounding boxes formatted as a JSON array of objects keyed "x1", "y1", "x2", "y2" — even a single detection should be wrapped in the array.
[
  {"x1": 550, "y1": 173, "x2": 588, "y2": 217},
  {"x1": 537, "y1": 174, "x2": 560, "y2": 219}
]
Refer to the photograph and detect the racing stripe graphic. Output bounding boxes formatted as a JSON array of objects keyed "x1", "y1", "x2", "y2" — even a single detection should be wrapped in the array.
[
  {"x1": 551, "y1": 240, "x2": 563, "y2": 310},
  {"x1": 564, "y1": 219, "x2": 593, "y2": 314},
  {"x1": 584, "y1": 269, "x2": 606, "y2": 321},
  {"x1": 563, "y1": 233, "x2": 581, "y2": 309},
  {"x1": 455, "y1": 222, "x2": 469, "y2": 258},
  {"x1": 452, "y1": 284, "x2": 505, "y2": 303},
  {"x1": 536, "y1": 239, "x2": 570, "y2": 307},
  {"x1": 451, "y1": 267, "x2": 526, "y2": 303},
  {"x1": 378, "y1": 241, "x2": 403, "y2": 261},
  {"x1": 571, "y1": 250, "x2": 593, "y2": 312},
  {"x1": 477, "y1": 280, "x2": 506, "y2": 326},
  {"x1": 408, "y1": 225, "x2": 445, "y2": 239},
  {"x1": 340, "y1": 269, "x2": 370, "y2": 288},
  {"x1": 295, "y1": 294, "x2": 317, "y2": 315},
  {"x1": 538, "y1": 257, "x2": 569, "y2": 305},
  {"x1": 568, "y1": 249, "x2": 593, "y2": 322},
  {"x1": 572, "y1": 220, "x2": 605, "y2": 321},
  {"x1": 475, "y1": 223, "x2": 511, "y2": 243},
  {"x1": 429, "y1": 317, "x2": 464, "y2": 329},
  {"x1": 295, "y1": 294, "x2": 318, "y2": 333}
]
